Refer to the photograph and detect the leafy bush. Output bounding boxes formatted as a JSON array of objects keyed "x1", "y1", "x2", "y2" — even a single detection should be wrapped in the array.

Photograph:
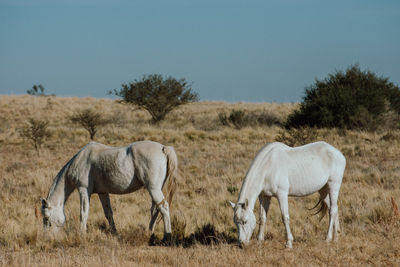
[
  {"x1": 27, "y1": 84, "x2": 46, "y2": 96},
  {"x1": 218, "y1": 112, "x2": 229, "y2": 126},
  {"x1": 70, "y1": 109, "x2": 109, "y2": 140},
  {"x1": 255, "y1": 111, "x2": 283, "y2": 126},
  {"x1": 229, "y1": 110, "x2": 246, "y2": 129},
  {"x1": 112, "y1": 74, "x2": 199, "y2": 123},
  {"x1": 218, "y1": 110, "x2": 282, "y2": 129},
  {"x1": 286, "y1": 65, "x2": 400, "y2": 130},
  {"x1": 20, "y1": 118, "x2": 50, "y2": 154}
]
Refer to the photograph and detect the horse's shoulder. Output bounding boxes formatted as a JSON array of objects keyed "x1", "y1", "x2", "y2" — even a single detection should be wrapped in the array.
[
  {"x1": 69, "y1": 142, "x2": 111, "y2": 166},
  {"x1": 312, "y1": 141, "x2": 343, "y2": 156},
  {"x1": 263, "y1": 142, "x2": 290, "y2": 152},
  {"x1": 255, "y1": 142, "x2": 289, "y2": 165},
  {"x1": 84, "y1": 142, "x2": 112, "y2": 154}
]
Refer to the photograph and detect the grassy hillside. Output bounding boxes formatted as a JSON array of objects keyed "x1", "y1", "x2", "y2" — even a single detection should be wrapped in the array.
[{"x1": 0, "y1": 95, "x2": 399, "y2": 266}]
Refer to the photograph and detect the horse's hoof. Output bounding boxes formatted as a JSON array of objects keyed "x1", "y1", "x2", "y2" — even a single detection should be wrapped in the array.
[
  {"x1": 110, "y1": 228, "x2": 118, "y2": 236},
  {"x1": 148, "y1": 234, "x2": 158, "y2": 246},
  {"x1": 161, "y1": 233, "x2": 172, "y2": 246}
]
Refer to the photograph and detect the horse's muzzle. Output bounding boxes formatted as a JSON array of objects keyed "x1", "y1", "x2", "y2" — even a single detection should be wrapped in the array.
[{"x1": 238, "y1": 240, "x2": 248, "y2": 249}]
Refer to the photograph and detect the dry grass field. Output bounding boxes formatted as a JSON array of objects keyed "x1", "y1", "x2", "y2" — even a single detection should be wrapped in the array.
[{"x1": 0, "y1": 95, "x2": 399, "y2": 266}]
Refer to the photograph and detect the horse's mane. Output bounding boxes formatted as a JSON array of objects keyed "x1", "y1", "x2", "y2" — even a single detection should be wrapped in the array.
[
  {"x1": 46, "y1": 154, "x2": 75, "y2": 199},
  {"x1": 46, "y1": 150, "x2": 81, "y2": 200},
  {"x1": 238, "y1": 142, "x2": 284, "y2": 203}
]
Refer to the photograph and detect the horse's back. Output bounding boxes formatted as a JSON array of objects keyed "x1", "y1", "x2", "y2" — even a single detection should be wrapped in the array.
[
  {"x1": 65, "y1": 141, "x2": 167, "y2": 194},
  {"x1": 288, "y1": 141, "x2": 345, "y2": 167},
  {"x1": 263, "y1": 142, "x2": 345, "y2": 196}
]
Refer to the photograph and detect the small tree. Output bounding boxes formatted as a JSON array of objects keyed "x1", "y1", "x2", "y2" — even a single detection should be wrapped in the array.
[
  {"x1": 20, "y1": 118, "x2": 50, "y2": 154},
  {"x1": 27, "y1": 84, "x2": 46, "y2": 96},
  {"x1": 70, "y1": 109, "x2": 108, "y2": 140},
  {"x1": 112, "y1": 74, "x2": 199, "y2": 123}
]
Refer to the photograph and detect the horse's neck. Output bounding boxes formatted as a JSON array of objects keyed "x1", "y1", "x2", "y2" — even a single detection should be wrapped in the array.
[
  {"x1": 47, "y1": 173, "x2": 72, "y2": 208},
  {"x1": 237, "y1": 144, "x2": 276, "y2": 209},
  {"x1": 238, "y1": 165, "x2": 264, "y2": 210}
]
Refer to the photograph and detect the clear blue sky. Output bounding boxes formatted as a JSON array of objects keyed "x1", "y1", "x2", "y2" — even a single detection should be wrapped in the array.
[{"x1": 1, "y1": 0, "x2": 399, "y2": 102}]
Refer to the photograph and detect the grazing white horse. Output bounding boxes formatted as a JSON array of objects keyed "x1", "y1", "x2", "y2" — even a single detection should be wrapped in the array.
[
  {"x1": 40, "y1": 141, "x2": 177, "y2": 240},
  {"x1": 229, "y1": 141, "x2": 346, "y2": 248}
]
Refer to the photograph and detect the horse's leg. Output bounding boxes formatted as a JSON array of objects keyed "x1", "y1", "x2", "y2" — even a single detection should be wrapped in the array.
[
  {"x1": 277, "y1": 192, "x2": 293, "y2": 248},
  {"x1": 78, "y1": 187, "x2": 90, "y2": 232},
  {"x1": 149, "y1": 202, "x2": 160, "y2": 234},
  {"x1": 326, "y1": 185, "x2": 340, "y2": 242},
  {"x1": 98, "y1": 193, "x2": 117, "y2": 234},
  {"x1": 335, "y1": 210, "x2": 341, "y2": 234},
  {"x1": 319, "y1": 185, "x2": 341, "y2": 234},
  {"x1": 257, "y1": 195, "x2": 271, "y2": 241},
  {"x1": 148, "y1": 188, "x2": 171, "y2": 240}
]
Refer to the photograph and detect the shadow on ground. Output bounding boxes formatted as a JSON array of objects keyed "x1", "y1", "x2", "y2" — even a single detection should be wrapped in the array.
[{"x1": 148, "y1": 223, "x2": 237, "y2": 248}]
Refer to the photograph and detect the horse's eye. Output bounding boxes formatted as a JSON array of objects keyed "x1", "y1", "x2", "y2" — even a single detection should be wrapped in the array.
[{"x1": 43, "y1": 217, "x2": 51, "y2": 227}]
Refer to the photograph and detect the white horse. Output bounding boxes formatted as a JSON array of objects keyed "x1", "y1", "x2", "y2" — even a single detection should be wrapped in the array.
[
  {"x1": 40, "y1": 140, "x2": 177, "y2": 240},
  {"x1": 229, "y1": 141, "x2": 346, "y2": 248}
]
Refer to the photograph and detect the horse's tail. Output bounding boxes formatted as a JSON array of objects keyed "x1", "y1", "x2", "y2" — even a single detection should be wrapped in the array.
[
  {"x1": 162, "y1": 146, "x2": 178, "y2": 207},
  {"x1": 309, "y1": 199, "x2": 329, "y2": 222}
]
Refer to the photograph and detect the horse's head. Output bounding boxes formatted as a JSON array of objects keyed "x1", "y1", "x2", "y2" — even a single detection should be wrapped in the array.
[
  {"x1": 40, "y1": 198, "x2": 65, "y2": 229},
  {"x1": 229, "y1": 199, "x2": 256, "y2": 247}
]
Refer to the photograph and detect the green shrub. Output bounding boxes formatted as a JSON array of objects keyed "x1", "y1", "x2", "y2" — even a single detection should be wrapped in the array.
[
  {"x1": 286, "y1": 65, "x2": 400, "y2": 130},
  {"x1": 255, "y1": 111, "x2": 283, "y2": 126},
  {"x1": 27, "y1": 84, "x2": 46, "y2": 96},
  {"x1": 229, "y1": 110, "x2": 246, "y2": 129},
  {"x1": 111, "y1": 74, "x2": 199, "y2": 123},
  {"x1": 217, "y1": 112, "x2": 230, "y2": 126},
  {"x1": 218, "y1": 110, "x2": 282, "y2": 129}
]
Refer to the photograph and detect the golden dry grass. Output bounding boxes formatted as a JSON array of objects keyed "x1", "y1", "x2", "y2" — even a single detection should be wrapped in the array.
[{"x1": 0, "y1": 95, "x2": 399, "y2": 266}]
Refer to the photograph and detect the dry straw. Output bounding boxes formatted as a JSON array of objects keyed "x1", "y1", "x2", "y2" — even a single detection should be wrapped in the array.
[{"x1": 0, "y1": 95, "x2": 399, "y2": 266}]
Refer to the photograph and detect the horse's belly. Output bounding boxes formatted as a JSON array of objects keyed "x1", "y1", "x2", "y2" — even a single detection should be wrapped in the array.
[
  {"x1": 288, "y1": 175, "x2": 328, "y2": 196},
  {"x1": 94, "y1": 175, "x2": 143, "y2": 194}
]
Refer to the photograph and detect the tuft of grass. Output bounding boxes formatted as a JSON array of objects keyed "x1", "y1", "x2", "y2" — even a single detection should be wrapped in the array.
[{"x1": 227, "y1": 184, "x2": 238, "y2": 195}]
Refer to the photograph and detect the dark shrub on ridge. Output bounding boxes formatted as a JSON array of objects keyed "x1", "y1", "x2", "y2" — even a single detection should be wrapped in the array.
[{"x1": 286, "y1": 65, "x2": 400, "y2": 130}]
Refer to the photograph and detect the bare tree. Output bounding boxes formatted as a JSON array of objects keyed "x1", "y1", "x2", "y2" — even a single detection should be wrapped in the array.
[
  {"x1": 70, "y1": 109, "x2": 109, "y2": 140},
  {"x1": 20, "y1": 118, "x2": 50, "y2": 154}
]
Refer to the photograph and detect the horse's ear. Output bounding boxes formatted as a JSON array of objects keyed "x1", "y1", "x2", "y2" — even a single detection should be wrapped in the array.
[
  {"x1": 41, "y1": 197, "x2": 48, "y2": 208},
  {"x1": 229, "y1": 201, "x2": 236, "y2": 210}
]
